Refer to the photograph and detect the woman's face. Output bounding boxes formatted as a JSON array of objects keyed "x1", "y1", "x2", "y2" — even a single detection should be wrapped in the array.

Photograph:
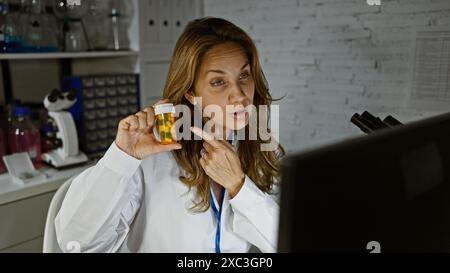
[{"x1": 190, "y1": 43, "x2": 255, "y2": 136}]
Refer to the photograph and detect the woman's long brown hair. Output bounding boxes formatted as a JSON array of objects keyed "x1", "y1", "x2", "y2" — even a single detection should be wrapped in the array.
[{"x1": 163, "y1": 17, "x2": 285, "y2": 212}]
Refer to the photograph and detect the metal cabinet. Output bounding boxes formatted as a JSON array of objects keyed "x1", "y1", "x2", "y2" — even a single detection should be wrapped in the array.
[{"x1": 138, "y1": 0, "x2": 204, "y2": 108}]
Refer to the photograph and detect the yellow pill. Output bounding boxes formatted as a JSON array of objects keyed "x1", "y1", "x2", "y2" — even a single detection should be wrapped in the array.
[{"x1": 154, "y1": 103, "x2": 177, "y2": 145}]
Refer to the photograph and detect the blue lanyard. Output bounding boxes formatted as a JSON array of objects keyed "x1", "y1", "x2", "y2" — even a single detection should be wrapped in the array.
[
  {"x1": 209, "y1": 139, "x2": 232, "y2": 253},
  {"x1": 210, "y1": 188, "x2": 225, "y2": 253}
]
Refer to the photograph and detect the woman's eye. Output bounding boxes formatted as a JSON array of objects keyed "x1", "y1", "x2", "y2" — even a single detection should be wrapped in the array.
[
  {"x1": 240, "y1": 73, "x2": 250, "y2": 80},
  {"x1": 211, "y1": 80, "x2": 225, "y2": 87}
]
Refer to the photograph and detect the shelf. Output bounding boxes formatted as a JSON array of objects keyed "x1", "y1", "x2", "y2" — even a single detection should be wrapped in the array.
[{"x1": 0, "y1": 51, "x2": 139, "y2": 60}]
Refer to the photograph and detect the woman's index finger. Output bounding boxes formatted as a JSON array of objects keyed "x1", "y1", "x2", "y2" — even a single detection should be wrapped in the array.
[{"x1": 190, "y1": 127, "x2": 222, "y2": 148}]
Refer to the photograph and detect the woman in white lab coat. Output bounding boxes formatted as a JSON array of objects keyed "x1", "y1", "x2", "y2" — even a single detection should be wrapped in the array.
[{"x1": 55, "y1": 17, "x2": 285, "y2": 253}]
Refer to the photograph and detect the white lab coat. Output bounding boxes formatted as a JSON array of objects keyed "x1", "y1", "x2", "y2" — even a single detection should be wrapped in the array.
[{"x1": 54, "y1": 142, "x2": 280, "y2": 253}]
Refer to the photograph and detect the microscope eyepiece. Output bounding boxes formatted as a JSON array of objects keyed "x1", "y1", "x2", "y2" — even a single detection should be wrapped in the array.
[
  {"x1": 47, "y1": 89, "x2": 61, "y2": 103},
  {"x1": 67, "y1": 89, "x2": 77, "y2": 101}
]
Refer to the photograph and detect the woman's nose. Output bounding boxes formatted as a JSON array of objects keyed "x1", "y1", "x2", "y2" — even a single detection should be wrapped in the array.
[{"x1": 229, "y1": 84, "x2": 247, "y2": 102}]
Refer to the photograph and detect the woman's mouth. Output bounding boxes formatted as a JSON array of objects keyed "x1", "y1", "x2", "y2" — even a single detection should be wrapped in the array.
[{"x1": 233, "y1": 109, "x2": 247, "y2": 120}]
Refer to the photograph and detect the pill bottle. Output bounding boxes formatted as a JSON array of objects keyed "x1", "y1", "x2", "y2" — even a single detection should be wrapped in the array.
[{"x1": 154, "y1": 103, "x2": 176, "y2": 144}]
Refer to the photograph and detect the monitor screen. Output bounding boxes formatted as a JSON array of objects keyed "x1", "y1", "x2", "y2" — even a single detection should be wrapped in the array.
[{"x1": 278, "y1": 112, "x2": 450, "y2": 253}]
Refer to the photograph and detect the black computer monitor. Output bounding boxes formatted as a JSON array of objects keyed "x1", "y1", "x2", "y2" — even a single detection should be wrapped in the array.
[{"x1": 278, "y1": 112, "x2": 450, "y2": 253}]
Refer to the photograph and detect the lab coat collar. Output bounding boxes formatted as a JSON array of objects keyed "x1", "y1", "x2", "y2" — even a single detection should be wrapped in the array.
[{"x1": 210, "y1": 185, "x2": 231, "y2": 214}]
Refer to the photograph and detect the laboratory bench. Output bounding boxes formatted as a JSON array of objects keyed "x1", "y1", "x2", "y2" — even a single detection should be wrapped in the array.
[{"x1": 0, "y1": 162, "x2": 94, "y2": 253}]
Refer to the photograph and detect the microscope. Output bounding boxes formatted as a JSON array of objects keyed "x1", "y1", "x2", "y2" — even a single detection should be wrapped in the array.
[
  {"x1": 351, "y1": 111, "x2": 403, "y2": 134},
  {"x1": 42, "y1": 89, "x2": 88, "y2": 168}
]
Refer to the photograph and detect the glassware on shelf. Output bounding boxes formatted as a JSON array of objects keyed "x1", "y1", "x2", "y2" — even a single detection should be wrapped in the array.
[
  {"x1": 0, "y1": 1, "x2": 7, "y2": 52},
  {"x1": 20, "y1": 0, "x2": 59, "y2": 52},
  {"x1": 24, "y1": 0, "x2": 44, "y2": 51},
  {"x1": 44, "y1": 2, "x2": 60, "y2": 52},
  {"x1": 17, "y1": 0, "x2": 30, "y2": 51},
  {"x1": 53, "y1": 0, "x2": 88, "y2": 19},
  {"x1": 0, "y1": 0, "x2": 135, "y2": 54},
  {"x1": 107, "y1": 0, "x2": 132, "y2": 51},
  {"x1": 64, "y1": 19, "x2": 87, "y2": 51},
  {"x1": 53, "y1": 0, "x2": 90, "y2": 52},
  {"x1": 85, "y1": 0, "x2": 108, "y2": 50},
  {"x1": 3, "y1": 1, "x2": 23, "y2": 52}
]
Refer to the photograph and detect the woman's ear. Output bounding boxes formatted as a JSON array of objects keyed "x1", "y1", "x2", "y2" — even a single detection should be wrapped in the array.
[{"x1": 184, "y1": 92, "x2": 196, "y2": 105}]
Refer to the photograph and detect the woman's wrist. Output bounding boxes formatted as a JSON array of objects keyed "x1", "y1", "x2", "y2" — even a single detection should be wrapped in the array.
[{"x1": 228, "y1": 173, "x2": 245, "y2": 199}]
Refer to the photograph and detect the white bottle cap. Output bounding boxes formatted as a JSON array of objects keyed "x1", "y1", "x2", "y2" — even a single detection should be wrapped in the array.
[{"x1": 154, "y1": 103, "x2": 175, "y2": 115}]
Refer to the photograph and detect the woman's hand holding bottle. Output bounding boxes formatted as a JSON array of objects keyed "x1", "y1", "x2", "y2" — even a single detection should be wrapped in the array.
[{"x1": 115, "y1": 99, "x2": 181, "y2": 160}]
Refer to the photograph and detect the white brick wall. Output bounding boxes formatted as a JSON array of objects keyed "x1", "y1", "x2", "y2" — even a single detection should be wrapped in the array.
[{"x1": 204, "y1": 0, "x2": 450, "y2": 153}]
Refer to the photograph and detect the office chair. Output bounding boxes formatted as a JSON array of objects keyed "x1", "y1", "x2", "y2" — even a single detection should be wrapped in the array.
[{"x1": 42, "y1": 177, "x2": 74, "y2": 253}]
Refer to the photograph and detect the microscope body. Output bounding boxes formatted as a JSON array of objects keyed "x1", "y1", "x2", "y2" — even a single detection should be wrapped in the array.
[{"x1": 42, "y1": 90, "x2": 88, "y2": 168}]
